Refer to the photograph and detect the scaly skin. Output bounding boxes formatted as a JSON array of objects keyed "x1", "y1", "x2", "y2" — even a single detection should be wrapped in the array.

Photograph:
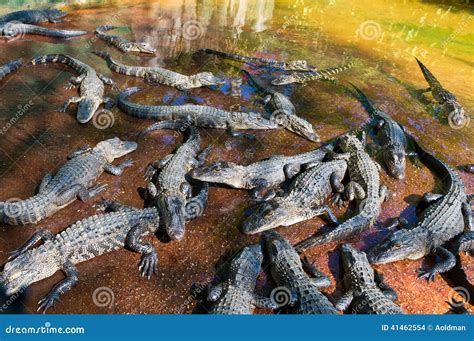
[
  {"x1": 264, "y1": 231, "x2": 337, "y2": 314},
  {"x1": 0, "y1": 138, "x2": 137, "y2": 225},
  {"x1": 348, "y1": 83, "x2": 409, "y2": 179},
  {"x1": 242, "y1": 160, "x2": 347, "y2": 234},
  {"x1": 0, "y1": 59, "x2": 22, "y2": 81},
  {"x1": 190, "y1": 143, "x2": 334, "y2": 202},
  {"x1": 143, "y1": 121, "x2": 208, "y2": 241},
  {"x1": 336, "y1": 244, "x2": 404, "y2": 314},
  {"x1": 271, "y1": 63, "x2": 354, "y2": 85},
  {"x1": 93, "y1": 51, "x2": 225, "y2": 90},
  {"x1": 95, "y1": 25, "x2": 156, "y2": 54},
  {"x1": 241, "y1": 70, "x2": 319, "y2": 142},
  {"x1": 0, "y1": 190, "x2": 207, "y2": 313},
  {"x1": 30, "y1": 54, "x2": 116, "y2": 123},
  {"x1": 0, "y1": 9, "x2": 67, "y2": 24},
  {"x1": 415, "y1": 58, "x2": 469, "y2": 128},
  {"x1": 367, "y1": 140, "x2": 472, "y2": 281},
  {"x1": 119, "y1": 87, "x2": 278, "y2": 132},
  {"x1": 208, "y1": 244, "x2": 277, "y2": 314},
  {"x1": 295, "y1": 133, "x2": 387, "y2": 252},
  {"x1": 1, "y1": 22, "x2": 87, "y2": 39},
  {"x1": 199, "y1": 48, "x2": 316, "y2": 71}
]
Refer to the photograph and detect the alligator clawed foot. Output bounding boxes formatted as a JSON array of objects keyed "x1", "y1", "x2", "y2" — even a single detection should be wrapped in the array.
[
  {"x1": 38, "y1": 293, "x2": 60, "y2": 314},
  {"x1": 143, "y1": 166, "x2": 156, "y2": 181},
  {"x1": 7, "y1": 249, "x2": 22, "y2": 261},
  {"x1": 416, "y1": 268, "x2": 437, "y2": 282},
  {"x1": 332, "y1": 193, "x2": 346, "y2": 208},
  {"x1": 139, "y1": 251, "x2": 158, "y2": 280}
]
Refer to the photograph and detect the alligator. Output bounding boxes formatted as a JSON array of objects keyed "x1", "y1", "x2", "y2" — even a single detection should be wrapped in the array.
[
  {"x1": 0, "y1": 137, "x2": 136, "y2": 225},
  {"x1": 142, "y1": 120, "x2": 210, "y2": 241},
  {"x1": 459, "y1": 164, "x2": 474, "y2": 174},
  {"x1": 242, "y1": 159, "x2": 347, "y2": 234},
  {"x1": 264, "y1": 231, "x2": 337, "y2": 314},
  {"x1": 0, "y1": 9, "x2": 68, "y2": 24},
  {"x1": 0, "y1": 187, "x2": 208, "y2": 313},
  {"x1": 241, "y1": 70, "x2": 319, "y2": 142},
  {"x1": 207, "y1": 244, "x2": 278, "y2": 314},
  {"x1": 0, "y1": 59, "x2": 22, "y2": 81},
  {"x1": 190, "y1": 143, "x2": 334, "y2": 202},
  {"x1": 271, "y1": 63, "x2": 354, "y2": 85},
  {"x1": 118, "y1": 87, "x2": 279, "y2": 136},
  {"x1": 295, "y1": 132, "x2": 388, "y2": 252},
  {"x1": 95, "y1": 25, "x2": 156, "y2": 54},
  {"x1": 1, "y1": 22, "x2": 87, "y2": 39},
  {"x1": 93, "y1": 51, "x2": 225, "y2": 90},
  {"x1": 336, "y1": 244, "x2": 404, "y2": 314},
  {"x1": 30, "y1": 54, "x2": 117, "y2": 123},
  {"x1": 348, "y1": 83, "x2": 410, "y2": 179},
  {"x1": 198, "y1": 48, "x2": 316, "y2": 71},
  {"x1": 367, "y1": 140, "x2": 473, "y2": 281},
  {"x1": 415, "y1": 58, "x2": 469, "y2": 128}
]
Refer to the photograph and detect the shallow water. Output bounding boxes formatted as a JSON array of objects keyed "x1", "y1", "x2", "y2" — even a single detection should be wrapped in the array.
[{"x1": 0, "y1": 0, "x2": 472, "y2": 314}]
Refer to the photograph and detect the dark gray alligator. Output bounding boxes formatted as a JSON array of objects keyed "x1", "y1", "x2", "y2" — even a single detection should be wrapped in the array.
[
  {"x1": 367, "y1": 140, "x2": 473, "y2": 281},
  {"x1": 30, "y1": 54, "x2": 117, "y2": 123},
  {"x1": 0, "y1": 137, "x2": 136, "y2": 225},
  {"x1": 415, "y1": 58, "x2": 469, "y2": 128},
  {"x1": 348, "y1": 83, "x2": 410, "y2": 179},
  {"x1": 336, "y1": 244, "x2": 404, "y2": 314},
  {"x1": 241, "y1": 70, "x2": 319, "y2": 142},
  {"x1": 295, "y1": 133, "x2": 388, "y2": 252},
  {"x1": 143, "y1": 120, "x2": 210, "y2": 241},
  {"x1": 0, "y1": 59, "x2": 22, "y2": 81},
  {"x1": 190, "y1": 143, "x2": 334, "y2": 202},
  {"x1": 93, "y1": 51, "x2": 225, "y2": 90},
  {"x1": 264, "y1": 231, "x2": 337, "y2": 314},
  {"x1": 95, "y1": 25, "x2": 156, "y2": 54},
  {"x1": 199, "y1": 48, "x2": 316, "y2": 71},
  {"x1": 271, "y1": 63, "x2": 353, "y2": 85},
  {"x1": 1, "y1": 22, "x2": 87, "y2": 39},
  {"x1": 0, "y1": 9, "x2": 67, "y2": 24},
  {"x1": 242, "y1": 159, "x2": 347, "y2": 234},
  {"x1": 119, "y1": 87, "x2": 279, "y2": 136},
  {"x1": 0, "y1": 188, "x2": 208, "y2": 313},
  {"x1": 207, "y1": 244, "x2": 278, "y2": 314}
]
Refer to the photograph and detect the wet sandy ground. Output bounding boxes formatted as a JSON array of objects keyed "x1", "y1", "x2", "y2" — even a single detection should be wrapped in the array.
[{"x1": 0, "y1": 0, "x2": 472, "y2": 314}]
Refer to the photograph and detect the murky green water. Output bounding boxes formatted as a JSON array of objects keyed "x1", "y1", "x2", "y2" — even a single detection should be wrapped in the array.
[{"x1": 0, "y1": 0, "x2": 472, "y2": 314}]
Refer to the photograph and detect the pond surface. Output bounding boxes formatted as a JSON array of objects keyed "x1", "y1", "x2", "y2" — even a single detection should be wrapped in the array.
[{"x1": 0, "y1": 0, "x2": 472, "y2": 314}]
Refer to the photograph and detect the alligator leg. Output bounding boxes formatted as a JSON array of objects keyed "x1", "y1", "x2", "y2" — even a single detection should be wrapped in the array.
[
  {"x1": 283, "y1": 163, "x2": 301, "y2": 179},
  {"x1": 196, "y1": 146, "x2": 213, "y2": 167},
  {"x1": 180, "y1": 182, "x2": 193, "y2": 199},
  {"x1": 344, "y1": 181, "x2": 366, "y2": 202},
  {"x1": 417, "y1": 246, "x2": 456, "y2": 281},
  {"x1": 185, "y1": 184, "x2": 209, "y2": 221},
  {"x1": 144, "y1": 155, "x2": 173, "y2": 180},
  {"x1": 379, "y1": 185, "x2": 390, "y2": 203},
  {"x1": 308, "y1": 205, "x2": 339, "y2": 225},
  {"x1": 125, "y1": 221, "x2": 158, "y2": 279},
  {"x1": 38, "y1": 261, "x2": 78, "y2": 313},
  {"x1": 416, "y1": 192, "x2": 443, "y2": 213},
  {"x1": 103, "y1": 97, "x2": 115, "y2": 110},
  {"x1": 461, "y1": 202, "x2": 473, "y2": 231},
  {"x1": 335, "y1": 290, "x2": 354, "y2": 311},
  {"x1": 58, "y1": 96, "x2": 82, "y2": 113},
  {"x1": 8, "y1": 229, "x2": 54, "y2": 260},
  {"x1": 207, "y1": 283, "x2": 224, "y2": 302},
  {"x1": 65, "y1": 74, "x2": 85, "y2": 90},
  {"x1": 54, "y1": 184, "x2": 107, "y2": 204},
  {"x1": 146, "y1": 182, "x2": 158, "y2": 198},
  {"x1": 94, "y1": 199, "x2": 137, "y2": 213},
  {"x1": 78, "y1": 184, "x2": 108, "y2": 201},
  {"x1": 252, "y1": 295, "x2": 279, "y2": 309},
  {"x1": 37, "y1": 173, "x2": 53, "y2": 193},
  {"x1": 330, "y1": 172, "x2": 345, "y2": 193},
  {"x1": 98, "y1": 74, "x2": 119, "y2": 92},
  {"x1": 301, "y1": 256, "x2": 331, "y2": 288},
  {"x1": 104, "y1": 159, "x2": 135, "y2": 176}
]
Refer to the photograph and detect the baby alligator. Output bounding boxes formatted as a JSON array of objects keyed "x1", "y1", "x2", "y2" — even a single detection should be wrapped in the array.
[
  {"x1": 264, "y1": 231, "x2": 337, "y2": 314},
  {"x1": 207, "y1": 244, "x2": 277, "y2": 314},
  {"x1": 242, "y1": 160, "x2": 346, "y2": 234},
  {"x1": 143, "y1": 121, "x2": 210, "y2": 241},
  {"x1": 198, "y1": 48, "x2": 316, "y2": 71},
  {"x1": 295, "y1": 133, "x2": 387, "y2": 252},
  {"x1": 95, "y1": 25, "x2": 156, "y2": 54},
  {"x1": 190, "y1": 143, "x2": 333, "y2": 202},
  {"x1": 93, "y1": 51, "x2": 225, "y2": 90},
  {"x1": 30, "y1": 54, "x2": 117, "y2": 123},
  {"x1": 272, "y1": 63, "x2": 353, "y2": 85},
  {"x1": 119, "y1": 87, "x2": 278, "y2": 135},
  {"x1": 348, "y1": 83, "x2": 409, "y2": 179},
  {"x1": 336, "y1": 244, "x2": 404, "y2": 314},
  {"x1": 0, "y1": 59, "x2": 22, "y2": 81},
  {"x1": 241, "y1": 70, "x2": 319, "y2": 142},
  {"x1": 1, "y1": 22, "x2": 87, "y2": 39},
  {"x1": 0, "y1": 9, "x2": 67, "y2": 24},
  {"x1": 0, "y1": 191, "x2": 207, "y2": 313},
  {"x1": 0, "y1": 137, "x2": 136, "y2": 225},
  {"x1": 415, "y1": 57, "x2": 469, "y2": 128},
  {"x1": 368, "y1": 141, "x2": 472, "y2": 281}
]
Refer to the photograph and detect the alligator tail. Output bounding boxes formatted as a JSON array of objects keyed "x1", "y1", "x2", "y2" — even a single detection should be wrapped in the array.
[
  {"x1": 30, "y1": 54, "x2": 87, "y2": 73},
  {"x1": 6, "y1": 23, "x2": 87, "y2": 38},
  {"x1": 184, "y1": 183, "x2": 209, "y2": 221},
  {"x1": 0, "y1": 59, "x2": 23, "y2": 81},
  {"x1": 319, "y1": 62, "x2": 354, "y2": 78},
  {"x1": 347, "y1": 82, "x2": 379, "y2": 118},
  {"x1": 240, "y1": 69, "x2": 269, "y2": 94},
  {"x1": 294, "y1": 213, "x2": 372, "y2": 252},
  {"x1": 95, "y1": 25, "x2": 116, "y2": 35},
  {"x1": 415, "y1": 57, "x2": 442, "y2": 89}
]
